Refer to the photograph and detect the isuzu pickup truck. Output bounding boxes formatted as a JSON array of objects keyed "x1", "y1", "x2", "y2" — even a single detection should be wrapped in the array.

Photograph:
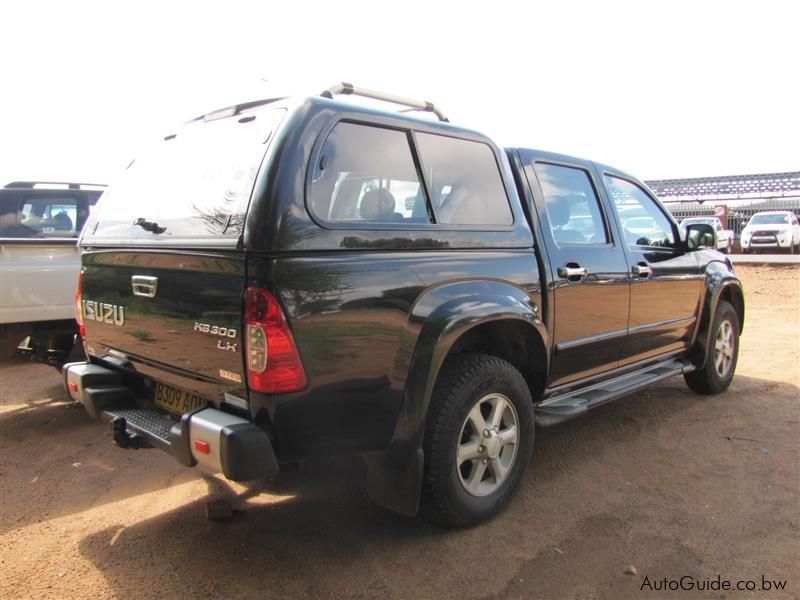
[
  {"x1": 64, "y1": 84, "x2": 744, "y2": 526},
  {"x1": 0, "y1": 181, "x2": 104, "y2": 363}
]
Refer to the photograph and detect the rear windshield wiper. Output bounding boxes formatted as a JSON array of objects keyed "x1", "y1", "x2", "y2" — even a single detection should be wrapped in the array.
[{"x1": 134, "y1": 217, "x2": 167, "y2": 234}]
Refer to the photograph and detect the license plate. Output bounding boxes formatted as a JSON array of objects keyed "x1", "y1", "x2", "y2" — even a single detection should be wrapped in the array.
[{"x1": 154, "y1": 381, "x2": 206, "y2": 415}]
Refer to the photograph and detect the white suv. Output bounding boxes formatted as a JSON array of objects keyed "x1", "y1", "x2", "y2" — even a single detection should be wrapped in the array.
[
  {"x1": 0, "y1": 181, "x2": 105, "y2": 363},
  {"x1": 740, "y1": 211, "x2": 800, "y2": 254}
]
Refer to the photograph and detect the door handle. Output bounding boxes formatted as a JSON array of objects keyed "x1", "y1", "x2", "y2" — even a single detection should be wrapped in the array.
[
  {"x1": 558, "y1": 265, "x2": 588, "y2": 281},
  {"x1": 632, "y1": 263, "x2": 652, "y2": 277}
]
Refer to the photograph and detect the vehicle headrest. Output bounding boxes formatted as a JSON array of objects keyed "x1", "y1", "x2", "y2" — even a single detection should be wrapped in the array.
[
  {"x1": 360, "y1": 188, "x2": 396, "y2": 221},
  {"x1": 52, "y1": 212, "x2": 73, "y2": 231},
  {"x1": 547, "y1": 195, "x2": 571, "y2": 227}
]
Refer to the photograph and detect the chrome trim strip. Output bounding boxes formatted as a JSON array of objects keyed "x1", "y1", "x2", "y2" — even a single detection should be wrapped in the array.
[
  {"x1": 555, "y1": 327, "x2": 628, "y2": 352},
  {"x1": 0, "y1": 237, "x2": 78, "y2": 245},
  {"x1": 628, "y1": 315, "x2": 696, "y2": 335}
]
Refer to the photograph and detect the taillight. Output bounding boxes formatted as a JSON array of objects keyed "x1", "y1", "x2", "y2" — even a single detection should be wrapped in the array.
[
  {"x1": 244, "y1": 287, "x2": 307, "y2": 393},
  {"x1": 75, "y1": 270, "x2": 85, "y2": 339}
]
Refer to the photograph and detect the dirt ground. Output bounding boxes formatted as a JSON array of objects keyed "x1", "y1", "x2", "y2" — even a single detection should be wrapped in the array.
[{"x1": 1, "y1": 265, "x2": 798, "y2": 599}]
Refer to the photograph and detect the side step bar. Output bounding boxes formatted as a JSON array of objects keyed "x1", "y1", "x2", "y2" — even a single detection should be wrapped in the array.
[{"x1": 535, "y1": 358, "x2": 695, "y2": 427}]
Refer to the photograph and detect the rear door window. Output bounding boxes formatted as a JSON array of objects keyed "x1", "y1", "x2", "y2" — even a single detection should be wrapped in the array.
[
  {"x1": 309, "y1": 122, "x2": 432, "y2": 225},
  {"x1": 415, "y1": 133, "x2": 513, "y2": 225}
]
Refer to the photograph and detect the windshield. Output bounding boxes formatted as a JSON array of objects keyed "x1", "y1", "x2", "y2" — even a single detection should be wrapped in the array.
[
  {"x1": 682, "y1": 218, "x2": 715, "y2": 227},
  {"x1": 748, "y1": 214, "x2": 790, "y2": 226},
  {"x1": 83, "y1": 108, "x2": 285, "y2": 244}
]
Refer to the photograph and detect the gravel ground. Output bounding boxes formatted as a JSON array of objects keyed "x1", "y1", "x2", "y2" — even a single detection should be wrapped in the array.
[{"x1": 1, "y1": 265, "x2": 798, "y2": 599}]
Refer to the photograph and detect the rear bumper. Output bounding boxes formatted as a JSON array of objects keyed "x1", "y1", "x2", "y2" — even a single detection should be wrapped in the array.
[{"x1": 63, "y1": 361, "x2": 278, "y2": 481}]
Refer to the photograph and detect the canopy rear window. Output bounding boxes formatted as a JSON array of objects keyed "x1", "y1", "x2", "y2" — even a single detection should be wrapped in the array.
[{"x1": 83, "y1": 108, "x2": 286, "y2": 245}]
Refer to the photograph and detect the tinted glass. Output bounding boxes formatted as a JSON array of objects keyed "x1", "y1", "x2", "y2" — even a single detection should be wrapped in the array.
[
  {"x1": 532, "y1": 163, "x2": 608, "y2": 245},
  {"x1": 680, "y1": 218, "x2": 720, "y2": 231},
  {"x1": 0, "y1": 194, "x2": 86, "y2": 238},
  {"x1": 84, "y1": 108, "x2": 285, "y2": 242},
  {"x1": 415, "y1": 133, "x2": 512, "y2": 225},
  {"x1": 604, "y1": 176, "x2": 675, "y2": 247},
  {"x1": 309, "y1": 123, "x2": 431, "y2": 225}
]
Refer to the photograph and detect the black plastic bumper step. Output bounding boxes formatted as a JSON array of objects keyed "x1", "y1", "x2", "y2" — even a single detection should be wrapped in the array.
[{"x1": 105, "y1": 407, "x2": 176, "y2": 444}]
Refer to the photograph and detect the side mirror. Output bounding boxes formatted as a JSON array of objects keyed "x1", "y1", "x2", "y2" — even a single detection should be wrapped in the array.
[{"x1": 685, "y1": 223, "x2": 716, "y2": 250}]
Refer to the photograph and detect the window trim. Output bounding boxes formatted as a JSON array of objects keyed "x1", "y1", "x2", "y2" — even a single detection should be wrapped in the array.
[
  {"x1": 602, "y1": 171, "x2": 680, "y2": 251},
  {"x1": 304, "y1": 116, "x2": 518, "y2": 232},
  {"x1": 408, "y1": 129, "x2": 438, "y2": 224},
  {"x1": 530, "y1": 159, "x2": 615, "y2": 249}
]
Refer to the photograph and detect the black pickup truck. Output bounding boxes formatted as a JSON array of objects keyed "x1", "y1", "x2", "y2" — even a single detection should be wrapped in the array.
[{"x1": 64, "y1": 84, "x2": 744, "y2": 527}]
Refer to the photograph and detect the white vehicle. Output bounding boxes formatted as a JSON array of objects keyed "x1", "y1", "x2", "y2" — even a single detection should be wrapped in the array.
[
  {"x1": 740, "y1": 210, "x2": 800, "y2": 254},
  {"x1": 0, "y1": 181, "x2": 105, "y2": 363},
  {"x1": 679, "y1": 217, "x2": 734, "y2": 253}
]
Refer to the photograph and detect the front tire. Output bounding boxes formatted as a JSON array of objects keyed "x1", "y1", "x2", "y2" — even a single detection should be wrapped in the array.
[
  {"x1": 421, "y1": 354, "x2": 534, "y2": 527},
  {"x1": 684, "y1": 300, "x2": 739, "y2": 394}
]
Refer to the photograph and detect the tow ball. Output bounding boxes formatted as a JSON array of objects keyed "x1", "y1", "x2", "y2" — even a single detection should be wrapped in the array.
[{"x1": 111, "y1": 416, "x2": 143, "y2": 449}]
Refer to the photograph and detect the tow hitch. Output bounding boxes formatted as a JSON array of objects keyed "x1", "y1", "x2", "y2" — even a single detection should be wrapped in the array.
[
  {"x1": 65, "y1": 361, "x2": 279, "y2": 480},
  {"x1": 111, "y1": 416, "x2": 143, "y2": 449}
]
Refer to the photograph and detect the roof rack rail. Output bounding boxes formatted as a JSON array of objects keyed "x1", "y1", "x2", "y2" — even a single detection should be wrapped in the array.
[
  {"x1": 4, "y1": 181, "x2": 106, "y2": 190},
  {"x1": 188, "y1": 97, "x2": 286, "y2": 123},
  {"x1": 320, "y1": 82, "x2": 449, "y2": 122}
]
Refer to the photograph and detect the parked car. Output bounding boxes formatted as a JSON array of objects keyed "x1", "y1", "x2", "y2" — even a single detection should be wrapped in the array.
[
  {"x1": 63, "y1": 84, "x2": 744, "y2": 527},
  {"x1": 740, "y1": 210, "x2": 800, "y2": 254},
  {"x1": 0, "y1": 181, "x2": 105, "y2": 364},
  {"x1": 679, "y1": 217, "x2": 733, "y2": 253}
]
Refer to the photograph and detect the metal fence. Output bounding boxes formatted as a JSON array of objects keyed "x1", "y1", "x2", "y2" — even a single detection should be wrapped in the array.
[
  {"x1": 644, "y1": 171, "x2": 800, "y2": 238},
  {"x1": 646, "y1": 172, "x2": 800, "y2": 201},
  {"x1": 664, "y1": 199, "x2": 800, "y2": 237}
]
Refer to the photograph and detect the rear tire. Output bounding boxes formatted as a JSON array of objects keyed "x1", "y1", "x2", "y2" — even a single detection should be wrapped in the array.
[
  {"x1": 421, "y1": 354, "x2": 533, "y2": 527},
  {"x1": 0, "y1": 325, "x2": 28, "y2": 361},
  {"x1": 0, "y1": 334, "x2": 21, "y2": 360},
  {"x1": 684, "y1": 300, "x2": 739, "y2": 394}
]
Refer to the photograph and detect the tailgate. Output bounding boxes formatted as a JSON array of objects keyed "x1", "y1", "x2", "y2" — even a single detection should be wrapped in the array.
[{"x1": 81, "y1": 250, "x2": 246, "y2": 404}]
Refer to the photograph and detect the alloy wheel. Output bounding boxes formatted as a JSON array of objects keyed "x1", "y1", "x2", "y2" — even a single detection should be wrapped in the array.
[
  {"x1": 714, "y1": 319, "x2": 734, "y2": 378},
  {"x1": 456, "y1": 393, "x2": 519, "y2": 497}
]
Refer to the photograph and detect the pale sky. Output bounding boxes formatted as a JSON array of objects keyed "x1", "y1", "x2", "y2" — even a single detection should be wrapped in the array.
[{"x1": 1, "y1": 0, "x2": 797, "y2": 187}]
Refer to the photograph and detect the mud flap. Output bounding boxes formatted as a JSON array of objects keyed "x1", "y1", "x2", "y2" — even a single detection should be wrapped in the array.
[{"x1": 363, "y1": 446, "x2": 424, "y2": 517}]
